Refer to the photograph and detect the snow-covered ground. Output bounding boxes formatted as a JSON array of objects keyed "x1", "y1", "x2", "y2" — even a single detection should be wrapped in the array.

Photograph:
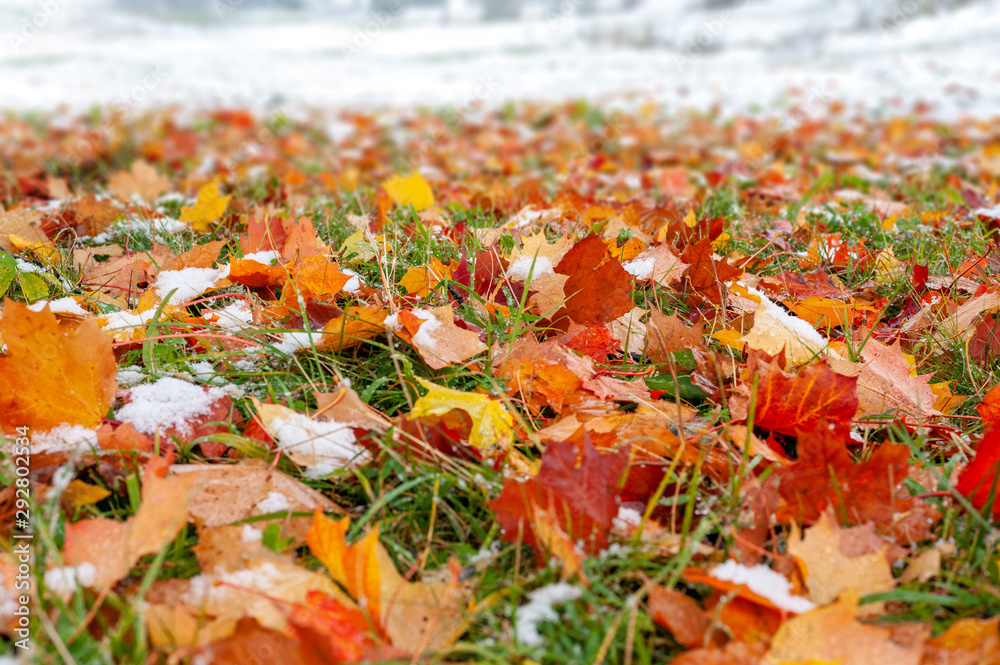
[{"x1": 1, "y1": 0, "x2": 998, "y2": 118}]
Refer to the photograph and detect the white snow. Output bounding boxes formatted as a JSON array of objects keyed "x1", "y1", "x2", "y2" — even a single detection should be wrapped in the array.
[
  {"x1": 27, "y1": 297, "x2": 88, "y2": 316},
  {"x1": 973, "y1": 205, "x2": 1000, "y2": 218},
  {"x1": 254, "y1": 491, "x2": 291, "y2": 515},
  {"x1": 411, "y1": 313, "x2": 442, "y2": 351},
  {"x1": 384, "y1": 308, "x2": 434, "y2": 332},
  {"x1": 341, "y1": 267, "x2": 363, "y2": 294},
  {"x1": 709, "y1": 560, "x2": 815, "y2": 614},
  {"x1": 44, "y1": 563, "x2": 96, "y2": 593},
  {"x1": 507, "y1": 255, "x2": 554, "y2": 281},
  {"x1": 181, "y1": 562, "x2": 283, "y2": 606},
  {"x1": 31, "y1": 425, "x2": 98, "y2": 454},
  {"x1": 241, "y1": 250, "x2": 279, "y2": 265},
  {"x1": 154, "y1": 266, "x2": 230, "y2": 305},
  {"x1": 612, "y1": 506, "x2": 643, "y2": 531},
  {"x1": 101, "y1": 308, "x2": 155, "y2": 332},
  {"x1": 14, "y1": 259, "x2": 43, "y2": 274},
  {"x1": 515, "y1": 583, "x2": 583, "y2": 647},
  {"x1": 115, "y1": 377, "x2": 228, "y2": 437},
  {"x1": 273, "y1": 331, "x2": 322, "y2": 354},
  {"x1": 621, "y1": 257, "x2": 655, "y2": 280},
  {"x1": 240, "y1": 524, "x2": 263, "y2": 543},
  {"x1": 269, "y1": 411, "x2": 368, "y2": 478},
  {"x1": 115, "y1": 367, "x2": 146, "y2": 386},
  {"x1": 211, "y1": 301, "x2": 254, "y2": 329}
]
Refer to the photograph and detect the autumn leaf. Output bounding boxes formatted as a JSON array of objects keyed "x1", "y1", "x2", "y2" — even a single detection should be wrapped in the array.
[
  {"x1": 775, "y1": 420, "x2": 936, "y2": 542},
  {"x1": 381, "y1": 171, "x2": 435, "y2": 211},
  {"x1": 317, "y1": 305, "x2": 387, "y2": 351},
  {"x1": 648, "y1": 585, "x2": 707, "y2": 648},
  {"x1": 763, "y1": 592, "x2": 925, "y2": 665},
  {"x1": 394, "y1": 307, "x2": 486, "y2": 370},
  {"x1": 730, "y1": 352, "x2": 858, "y2": 438},
  {"x1": 554, "y1": 234, "x2": 633, "y2": 326},
  {"x1": 306, "y1": 510, "x2": 469, "y2": 653},
  {"x1": 955, "y1": 425, "x2": 1000, "y2": 519},
  {"x1": 0, "y1": 207, "x2": 49, "y2": 253},
  {"x1": 787, "y1": 511, "x2": 896, "y2": 614},
  {"x1": 489, "y1": 439, "x2": 629, "y2": 576},
  {"x1": 107, "y1": 159, "x2": 171, "y2": 203},
  {"x1": 396, "y1": 256, "x2": 454, "y2": 298},
  {"x1": 410, "y1": 378, "x2": 514, "y2": 454},
  {"x1": 680, "y1": 237, "x2": 742, "y2": 304},
  {"x1": 63, "y1": 455, "x2": 197, "y2": 589},
  {"x1": 828, "y1": 338, "x2": 939, "y2": 419},
  {"x1": 180, "y1": 180, "x2": 232, "y2": 231},
  {"x1": 0, "y1": 300, "x2": 117, "y2": 433}
]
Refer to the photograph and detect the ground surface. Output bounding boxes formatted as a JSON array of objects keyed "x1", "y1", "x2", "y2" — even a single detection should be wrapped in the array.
[{"x1": 1, "y1": 101, "x2": 1000, "y2": 664}]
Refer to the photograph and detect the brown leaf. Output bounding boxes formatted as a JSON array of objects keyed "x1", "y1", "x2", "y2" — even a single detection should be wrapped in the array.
[
  {"x1": 763, "y1": 591, "x2": 926, "y2": 665},
  {"x1": 787, "y1": 511, "x2": 896, "y2": 614},
  {"x1": 680, "y1": 237, "x2": 742, "y2": 304},
  {"x1": 0, "y1": 207, "x2": 49, "y2": 252},
  {"x1": 107, "y1": 160, "x2": 171, "y2": 203},
  {"x1": 828, "y1": 339, "x2": 939, "y2": 419},
  {"x1": 64, "y1": 456, "x2": 196, "y2": 589}
]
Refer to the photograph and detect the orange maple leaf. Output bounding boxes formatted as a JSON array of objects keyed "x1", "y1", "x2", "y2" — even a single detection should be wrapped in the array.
[
  {"x1": 0, "y1": 300, "x2": 117, "y2": 432},
  {"x1": 734, "y1": 352, "x2": 858, "y2": 438}
]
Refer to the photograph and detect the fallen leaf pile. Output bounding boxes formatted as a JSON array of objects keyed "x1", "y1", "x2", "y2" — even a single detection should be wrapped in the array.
[{"x1": 2, "y1": 101, "x2": 1000, "y2": 663}]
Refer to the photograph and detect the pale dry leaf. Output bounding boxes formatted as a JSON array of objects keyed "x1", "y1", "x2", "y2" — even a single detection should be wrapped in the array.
[{"x1": 787, "y1": 512, "x2": 896, "y2": 614}]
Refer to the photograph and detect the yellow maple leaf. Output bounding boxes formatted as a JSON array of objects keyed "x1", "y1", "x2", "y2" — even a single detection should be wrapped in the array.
[
  {"x1": 381, "y1": 171, "x2": 435, "y2": 211},
  {"x1": 410, "y1": 378, "x2": 514, "y2": 453},
  {"x1": 180, "y1": 181, "x2": 231, "y2": 232},
  {"x1": 396, "y1": 256, "x2": 453, "y2": 298}
]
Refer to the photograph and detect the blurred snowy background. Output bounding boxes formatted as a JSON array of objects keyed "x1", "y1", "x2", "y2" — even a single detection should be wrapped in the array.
[{"x1": 1, "y1": 0, "x2": 998, "y2": 117}]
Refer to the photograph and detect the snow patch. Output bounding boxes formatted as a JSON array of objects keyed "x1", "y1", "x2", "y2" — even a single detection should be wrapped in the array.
[
  {"x1": 622, "y1": 256, "x2": 655, "y2": 280},
  {"x1": 27, "y1": 297, "x2": 88, "y2": 316},
  {"x1": 411, "y1": 313, "x2": 442, "y2": 351},
  {"x1": 31, "y1": 425, "x2": 98, "y2": 455},
  {"x1": 241, "y1": 250, "x2": 279, "y2": 265},
  {"x1": 254, "y1": 491, "x2": 291, "y2": 515},
  {"x1": 154, "y1": 265, "x2": 230, "y2": 305},
  {"x1": 269, "y1": 412, "x2": 368, "y2": 478},
  {"x1": 709, "y1": 560, "x2": 815, "y2": 614},
  {"x1": 116, "y1": 377, "x2": 227, "y2": 437},
  {"x1": 341, "y1": 267, "x2": 363, "y2": 294},
  {"x1": 507, "y1": 255, "x2": 554, "y2": 281},
  {"x1": 44, "y1": 563, "x2": 96, "y2": 593},
  {"x1": 612, "y1": 506, "x2": 643, "y2": 531},
  {"x1": 515, "y1": 583, "x2": 583, "y2": 647},
  {"x1": 241, "y1": 524, "x2": 263, "y2": 543},
  {"x1": 212, "y1": 301, "x2": 254, "y2": 329},
  {"x1": 116, "y1": 366, "x2": 147, "y2": 387}
]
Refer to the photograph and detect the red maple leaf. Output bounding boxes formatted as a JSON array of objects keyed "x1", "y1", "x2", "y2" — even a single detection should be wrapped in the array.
[
  {"x1": 555, "y1": 234, "x2": 633, "y2": 326},
  {"x1": 490, "y1": 438, "x2": 629, "y2": 560},
  {"x1": 776, "y1": 420, "x2": 935, "y2": 542},
  {"x1": 738, "y1": 352, "x2": 858, "y2": 439},
  {"x1": 680, "y1": 238, "x2": 742, "y2": 304},
  {"x1": 956, "y1": 426, "x2": 1000, "y2": 520}
]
